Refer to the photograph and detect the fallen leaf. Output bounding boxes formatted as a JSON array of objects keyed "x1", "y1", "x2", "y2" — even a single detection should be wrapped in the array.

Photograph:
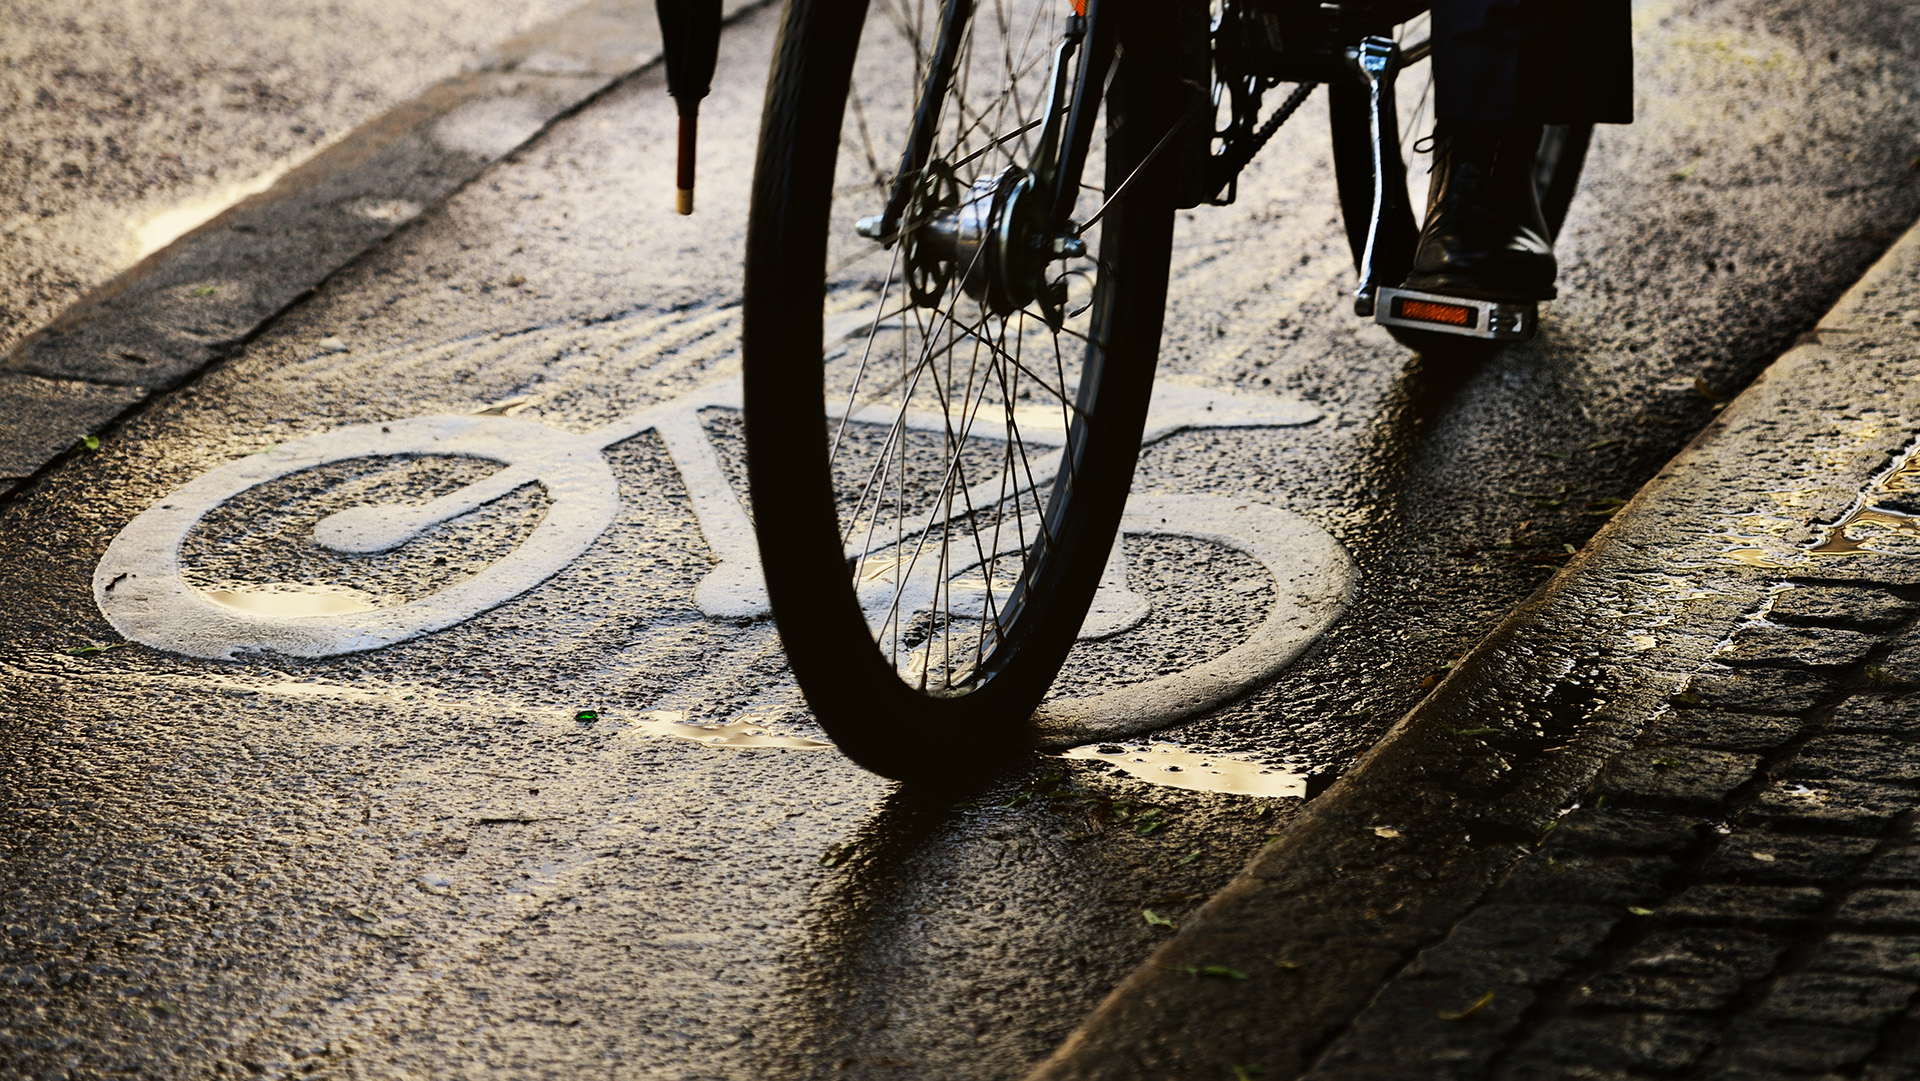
[
  {"x1": 80, "y1": 435, "x2": 102, "y2": 451},
  {"x1": 1373, "y1": 826, "x2": 1402, "y2": 839},
  {"x1": 1142, "y1": 909, "x2": 1176, "y2": 929},
  {"x1": 1437, "y1": 990, "x2": 1495, "y2": 1022},
  {"x1": 1628, "y1": 906, "x2": 1654, "y2": 916}
]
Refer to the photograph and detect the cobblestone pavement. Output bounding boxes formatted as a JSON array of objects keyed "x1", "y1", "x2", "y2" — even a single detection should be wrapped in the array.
[{"x1": 1030, "y1": 182, "x2": 1920, "y2": 1079}]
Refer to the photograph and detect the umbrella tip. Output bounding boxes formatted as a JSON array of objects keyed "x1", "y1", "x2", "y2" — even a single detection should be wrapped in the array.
[{"x1": 676, "y1": 187, "x2": 694, "y2": 215}]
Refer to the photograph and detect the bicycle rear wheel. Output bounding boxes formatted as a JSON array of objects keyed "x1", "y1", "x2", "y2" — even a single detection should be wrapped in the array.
[
  {"x1": 743, "y1": 0, "x2": 1183, "y2": 781},
  {"x1": 1326, "y1": 11, "x2": 1591, "y2": 347}
]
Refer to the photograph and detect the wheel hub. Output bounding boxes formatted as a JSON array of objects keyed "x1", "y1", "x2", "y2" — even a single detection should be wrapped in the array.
[{"x1": 903, "y1": 165, "x2": 1064, "y2": 318}]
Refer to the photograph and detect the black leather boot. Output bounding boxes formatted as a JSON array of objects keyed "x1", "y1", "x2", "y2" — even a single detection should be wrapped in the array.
[{"x1": 1402, "y1": 123, "x2": 1557, "y2": 302}]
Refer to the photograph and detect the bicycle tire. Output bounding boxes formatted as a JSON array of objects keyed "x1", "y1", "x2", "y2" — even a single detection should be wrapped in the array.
[
  {"x1": 743, "y1": 0, "x2": 1182, "y2": 782},
  {"x1": 1325, "y1": 11, "x2": 1591, "y2": 349}
]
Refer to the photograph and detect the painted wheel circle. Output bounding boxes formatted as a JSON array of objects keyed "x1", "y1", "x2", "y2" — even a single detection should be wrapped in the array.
[{"x1": 94, "y1": 415, "x2": 620, "y2": 660}]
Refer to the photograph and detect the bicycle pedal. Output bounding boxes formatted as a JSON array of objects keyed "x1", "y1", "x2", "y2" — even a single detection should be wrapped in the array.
[{"x1": 1373, "y1": 287, "x2": 1537, "y2": 342}]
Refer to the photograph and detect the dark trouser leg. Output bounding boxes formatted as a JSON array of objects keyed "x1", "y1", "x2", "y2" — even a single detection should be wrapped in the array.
[
  {"x1": 1402, "y1": 0, "x2": 1632, "y2": 301},
  {"x1": 1431, "y1": 0, "x2": 1633, "y2": 125}
]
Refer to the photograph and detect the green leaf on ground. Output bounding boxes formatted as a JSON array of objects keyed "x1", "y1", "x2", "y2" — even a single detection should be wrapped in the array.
[
  {"x1": 64, "y1": 641, "x2": 125, "y2": 656},
  {"x1": 1437, "y1": 990, "x2": 1495, "y2": 1022},
  {"x1": 1583, "y1": 497, "x2": 1628, "y2": 517},
  {"x1": 1584, "y1": 438, "x2": 1621, "y2": 451},
  {"x1": 192, "y1": 285, "x2": 217, "y2": 297},
  {"x1": 80, "y1": 435, "x2": 101, "y2": 451},
  {"x1": 1177, "y1": 849, "x2": 1203, "y2": 866},
  {"x1": 1650, "y1": 756, "x2": 1681, "y2": 768},
  {"x1": 574, "y1": 710, "x2": 599, "y2": 722},
  {"x1": 1143, "y1": 909, "x2": 1176, "y2": 929},
  {"x1": 1628, "y1": 906, "x2": 1655, "y2": 916},
  {"x1": 1197, "y1": 965, "x2": 1247, "y2": 979}
]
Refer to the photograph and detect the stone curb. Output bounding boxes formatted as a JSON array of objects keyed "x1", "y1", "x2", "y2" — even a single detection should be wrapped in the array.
[
  {"x1": 1024, "y1": 223, "x2": 1920, "y2": 1078},
  {"x1": 0, "y1": 0, "x2": 764, "y2": 502}
]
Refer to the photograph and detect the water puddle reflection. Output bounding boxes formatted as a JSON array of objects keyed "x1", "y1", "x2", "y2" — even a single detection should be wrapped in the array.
[
  {"x1": 629, "y1": 710, "x2": 833, "y2": 750},
  {"x1": 1054, "y1": 741, "x2": 1307, "y2": 798},
  {"x1": 1809, "y1": 434, "x2": 1920, "y2": 556},
  {"x1": 200, "y1": 583, "x2": 383, "y2": 616}
]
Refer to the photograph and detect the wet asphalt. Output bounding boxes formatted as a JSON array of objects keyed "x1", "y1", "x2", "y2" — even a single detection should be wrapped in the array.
[
  {"x1": 5, "y1": 0, "x2": 1920, "y2": 1076},
  {"x1": 0, "y1": 0, "x2": 579, "y2": 359}
]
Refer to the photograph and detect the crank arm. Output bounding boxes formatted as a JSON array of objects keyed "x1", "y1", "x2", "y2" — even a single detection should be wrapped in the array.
[{"x1": 1347, "y1": 35, "x2": 1401, "y2": 316}]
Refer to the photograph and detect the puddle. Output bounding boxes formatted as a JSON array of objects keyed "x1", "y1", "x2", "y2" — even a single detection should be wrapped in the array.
[
  {"x1": 1725, "y1": 547, "x2": 1794, "y2": 568},
  {"x1": 199, "y1": 583, "x2": 383, "y2": 616},
  {"x1": 1054, "y1": 741, "x2": 1307, "y2": 798},
  {"x1": 1809, "y1": 433, "x2": 1920, "y2": 556},
  {"x1": 628, "y1": 710, "x2": 833, "y2": 750},
  {"x1": 1811, "y1": 506, "x2": 1920, "y2": 555}
]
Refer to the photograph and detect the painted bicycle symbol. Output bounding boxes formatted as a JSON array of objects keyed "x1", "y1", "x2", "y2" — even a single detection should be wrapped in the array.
[{"x1": 93, "y1": 366, "x2": 1354, "y2": 743}]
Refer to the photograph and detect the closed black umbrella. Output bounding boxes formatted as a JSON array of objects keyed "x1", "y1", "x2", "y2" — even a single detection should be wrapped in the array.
[{"x1": 657, "y1": 0, "x2": 723, "y2": 214}]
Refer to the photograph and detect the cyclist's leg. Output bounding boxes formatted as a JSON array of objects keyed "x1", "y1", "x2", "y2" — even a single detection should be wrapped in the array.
[{"x1": 1405, "y1": 0, "x2": 1632, "y2": 303}]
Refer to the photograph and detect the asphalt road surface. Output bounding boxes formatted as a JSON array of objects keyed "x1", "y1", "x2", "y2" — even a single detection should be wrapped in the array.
[
  {"x1": 5, "y1": 0, "x2": 1920, "y2": 1077},
  {"x1": 0, "y1": 0, "x2": 580, "y2": 359}
]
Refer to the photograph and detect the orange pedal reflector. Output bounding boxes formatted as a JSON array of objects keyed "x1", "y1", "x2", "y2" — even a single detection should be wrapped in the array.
[
  {"x1": 1374, "y1": 286, "x2": 1537, "y2": 342},
  {"x1": 1394, "y1": 297, "x2": 1476, "y2": 328},
  {"x1": 1070, "y1": 0, "x2": 1085, "y2": 15}
]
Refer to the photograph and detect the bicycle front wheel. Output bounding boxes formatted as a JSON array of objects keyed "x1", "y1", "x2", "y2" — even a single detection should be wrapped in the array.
[{"x1": 743, "y1": 0, "x2": 1183, "y2": 781}]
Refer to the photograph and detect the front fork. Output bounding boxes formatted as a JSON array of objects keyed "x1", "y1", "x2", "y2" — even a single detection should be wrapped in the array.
[{"x1": 860, "y1": 0, "x2": 1112, "y2": 253}]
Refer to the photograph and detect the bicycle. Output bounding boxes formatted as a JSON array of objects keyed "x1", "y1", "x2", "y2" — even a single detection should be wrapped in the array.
[{"x1": 739, "y1": 0, "x2": 1590, "y2": 779}]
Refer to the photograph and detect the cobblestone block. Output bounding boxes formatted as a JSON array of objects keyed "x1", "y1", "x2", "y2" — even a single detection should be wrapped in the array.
[
  {"x1": 1306, "y1": 978, "x2": 1533, "y2": 1077},
  {"x1": 1493, "y1": 854, "x2": 1675, "y2": 906},
  {"x1": 1503, "y1": 1013, "x2": 1718, "y2": 1073},
  {"x1": 1784, "y1": 734, "x2": 1920, "y2": 786},
  {"x1": 1863, "y1": 844, "x2": 1920, "y2": 884},
  {"x1": 1838, "y1": 889, "x2": 1920, "y2": 930},
  {"x1": 1662, "y1": 884, "x2": 1828, "y2": 925},
  {"x1": 1876, "y1": 635, "x2": 1920, "y2": 683},
  {"x1": 1548, "y1": 809, "x2": 1708, "y2": 855},
  {"x1": 1646, "y1": 710, "x2": 1809, "y2": 754},
  {"x1": 1683, "y1": 665, "x2": 1836, "y2": 713},
  {"x1": 1716, "y1": 625, "x2": 1881, "y2": 669},
  {"x1": 1770, "y1": 585, "x2": 1920, "y2": 630},
  {"x1": 1717, "y1": 1019, "x2": 1876, "y2": 1072},
  {"x1": 1595, "y1": 746, "x2": 1762, "y2": 809},
  {"x1": 1700, "y1": 832, "x2": 1877, "y2": 885},
  {"x1": 1810, "y1": 932, "x2": 1920, "y2": 979},
  {"x1": 1613, "y1": 927, "x2": 1791, "y2": 982},
  {"x1": 1574, "y1": 970, "x2": 1745, "y2": 1012},
  {"x1": 1748, "y1": 778, "x2": 1920, "y2": 833},
  {"x1": 1752, "y1": 971, "x2": 1918, "y2": 1029},
  {"x1": 1401, "y1": 904, "x2": 1617, "y2": 986},
  {"x1": 1831, "y1": 694, "x2": 1920, "y2": 735}
]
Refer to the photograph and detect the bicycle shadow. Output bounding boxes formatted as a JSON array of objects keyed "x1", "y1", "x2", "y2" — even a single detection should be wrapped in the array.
[{"x1": 754, "y1": 757, "x2": 1278, "y2": 1078}]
